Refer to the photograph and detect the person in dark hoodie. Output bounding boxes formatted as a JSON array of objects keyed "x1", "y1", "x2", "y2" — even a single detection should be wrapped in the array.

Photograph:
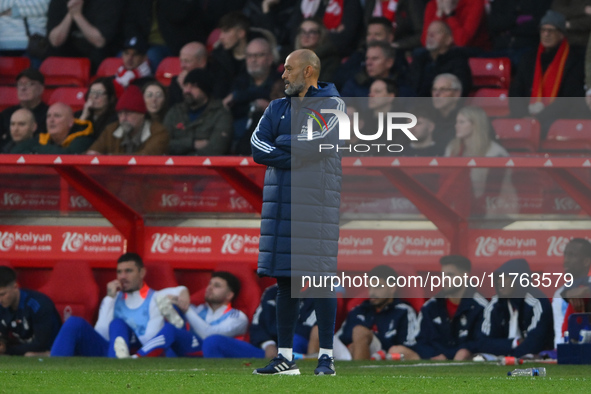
[
  {"x1": 251, "y1": 49, "x2": 343, "y2": 376},
  {"x1": 391, "y1": 255, "x2": 489, "y2": 361},
  {"x1": 480, "y1": 259, "x2": 554, "y2": 357}
]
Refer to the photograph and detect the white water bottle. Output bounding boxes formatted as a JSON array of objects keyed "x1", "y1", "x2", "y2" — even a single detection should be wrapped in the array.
[{"x1": 507, "y1": 367, "x2": 546, "y2": 377}]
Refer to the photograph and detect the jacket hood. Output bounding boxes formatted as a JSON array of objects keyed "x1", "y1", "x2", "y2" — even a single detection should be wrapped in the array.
[
  {"x1": 305, "y1": 82, "x2": 340, "y2": 98},
  {"x1": 494, "y1": 258, "x2": 532, "y2": 298},
  {"x1": 494, "y1": 259, "x2": 532, "y2": 276}
]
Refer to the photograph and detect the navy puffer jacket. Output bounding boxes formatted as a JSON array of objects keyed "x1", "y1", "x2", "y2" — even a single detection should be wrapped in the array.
[{"x1": 251, "y1": 82, "x2": 343, "y2": 278}]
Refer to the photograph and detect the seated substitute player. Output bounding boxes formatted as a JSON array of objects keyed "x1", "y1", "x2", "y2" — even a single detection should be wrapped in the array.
[
  {"x1": 202, "y1": 283, "x2": 317, "y2": 359},
  {"x1": 114, "y1": 271, "x2": 248, "y2": 358},
  {"x1": 390, "y1": 255, "x2": 488, "y2": 361},
  {"x1": 0, "y1": 266, "x2": 62, "y2": 356},
  {"x1": 552, "y1": 238, "x2": 591, "y2": 347},
  {"x1": 332, "y1": 265, "x2": 418, "y2": 360},
  {"x1": 50, "y1": 253, "x2": 186, "y2": 357},
  {"x1": 480, "y1": 258, "x2": 554, "y2": 357}
]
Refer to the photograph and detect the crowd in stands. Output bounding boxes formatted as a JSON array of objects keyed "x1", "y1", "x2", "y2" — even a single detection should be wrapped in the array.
[
  {"x1": 2, "y1": 238, "x2": 590, "y2": 360},
  {"x1": 0, "y1": 1, "x2": 590, "y2": 157}
]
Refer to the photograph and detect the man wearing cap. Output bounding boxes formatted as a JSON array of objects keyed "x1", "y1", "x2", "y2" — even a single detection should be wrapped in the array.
[
  {"x1": 87, "y1": 85, "x2": 169, "y2": 155},
  {"x1": 113, "y1": 36, "x2": 152, "y2": 96},
  {"x1": 0, "y1": 69, "x2": 48, "y2": 151},
  {"x1": 510, "y1": 10, "x2": 585, "y2": 121},
  {"x1": 164, "y1": 68, "x2": 233, "y2": 156},
  {"x1": 11, "y1": 102, "x2": 94, "y2": 154}
]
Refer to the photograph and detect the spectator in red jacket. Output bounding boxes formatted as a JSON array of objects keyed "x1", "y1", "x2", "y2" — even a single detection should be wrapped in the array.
[{"x1": 421, "y1": 0, "x2": 490, "y2": 50}]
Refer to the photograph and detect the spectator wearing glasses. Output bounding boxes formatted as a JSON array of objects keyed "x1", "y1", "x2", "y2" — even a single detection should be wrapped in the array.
[
  {"x1": 294, "y1": 18, "x2": 340, "y2": 82},
  {"x1": 509, "y1": 10, "x2": 585, "y2": 128},
  {"x1": 0, "y1": 69, "x2": 48, "y2": 151},
  {"x1": 429, "y1": 73, "x2": 463, "y2": 147},
  {"x1": 75, "y1": 77, "x2": 117, "y2": 140}
]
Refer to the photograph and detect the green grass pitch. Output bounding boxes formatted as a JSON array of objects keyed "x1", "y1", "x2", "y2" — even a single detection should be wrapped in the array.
[{"x1": 0, "y1": 357, "x2": 590, "y2": 393}]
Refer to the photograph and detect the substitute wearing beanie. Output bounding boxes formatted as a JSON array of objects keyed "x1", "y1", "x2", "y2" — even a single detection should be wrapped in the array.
[
  {"x1": 164, "y1": 68, "x2": 233, "y2": 155},
  {"x1": 87, "y1": 85, "x2": 169, "y2": 155}
]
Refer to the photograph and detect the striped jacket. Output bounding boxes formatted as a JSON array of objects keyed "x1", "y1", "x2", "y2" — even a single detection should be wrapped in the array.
[{"x1": 480, "y1": 259, "x2": 554, "y2": 357}]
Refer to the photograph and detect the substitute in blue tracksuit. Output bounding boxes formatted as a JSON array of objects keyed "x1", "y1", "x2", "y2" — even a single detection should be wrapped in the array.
[
  {"x1": 480, "y1": 258, "x2": 554, "y2": 357},
  {"x1": 203, "y1": 284, "x2": 316, "y2": 358},
  {"x1": 0, "y1": 266, "x2": 61, "y2": 356},
  {"x1": 251, "y1": 49, "x2": 344, "y2": 375},
  {"x1": 392, "y1": 255, "x2": 488, "y2": 360},
  {"x1": 335, "y1": 265, "x2": 418, "y2": 360}
]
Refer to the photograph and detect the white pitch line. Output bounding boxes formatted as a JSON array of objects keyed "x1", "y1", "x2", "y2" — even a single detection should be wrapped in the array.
[{"x1": 360, "y1": 362, "x2": 485, "y2": 368}]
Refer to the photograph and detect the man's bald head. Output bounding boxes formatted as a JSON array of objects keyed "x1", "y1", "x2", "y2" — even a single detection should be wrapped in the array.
[
  {"x1": 47, "y1": 102, "x2": 75, "y2": 144},
  {"x1": 180, "y1": 42, "x2": 208, "y2": 71},
  {"x1": 290, "y1": 49, "x2": 321, "y2": 78},
  {"x1": 282, "y1": 49, "x2": 321, "y2": 97},
  {"x1": 10, "y1": 108, "x2": 37, "y2": 143}
]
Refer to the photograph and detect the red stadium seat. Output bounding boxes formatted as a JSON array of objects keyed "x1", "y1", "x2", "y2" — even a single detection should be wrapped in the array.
[
  {"x1": 155, "y1": 57, "x2": 180, "y2": 87},
  {"x1": 191, "y1": 264, "x2": 262, "y2": 321},
  {"x1": 541, "y1": 119, "x2": 591, "y2": 153},
  {"x1": 38, "y1": 261, "x2": 99, "y2": 324},
  {"x1": 469, "y1": 88, "x2": 510, "y2": 117},
  {"x1": 0, "y1": 86, "x2": 19, "y2": 111},
  {"x1": 39, "y1": 57, "x2": 90, "y2": 87},
  {"x1": 492, "y1": 118, "x2": 541, "y2": 152},
  {"x1": 206, "y1": 28, "x2": 221, "y2": 53},
  {"x1": 469, "y1": 57, "x2": 511, "y2": 90},
  {"x1": 48, "y1": 87, "x2": 88, "y2": 111},
  {"x1": 0, "y1": 57, "x2": 31, "y2": 85},
  {"x1": 95, "y1": 57, "x2": 123, "y2": 78},
  {"x1": 144, "y1": 262, "x2": 179, "y2": 290}
]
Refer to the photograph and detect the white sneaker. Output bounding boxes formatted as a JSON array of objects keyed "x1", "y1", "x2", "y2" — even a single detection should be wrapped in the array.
[
  {"x1": 114, "y1": 336, "x2": 130, "y2": 359},
  {"x1": 156, "y1": 294, "x2": 184, "y2": 329}
]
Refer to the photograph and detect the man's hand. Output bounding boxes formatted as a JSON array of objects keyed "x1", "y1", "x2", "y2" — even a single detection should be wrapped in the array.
[
  {"x1": 194, "y1": 139, "x2": 208, "y2": 150},
  {"x1": 528, "y1": 102, "x2": 545, "y2": 115},
  {"x1": 171, "y1": 288, "x2": 191, "y2": 313},
  {"x1": 107, "y1": 279, "x2": 121, "y2": 298},
  {"x1": 25, "y1": 351, "x2": 50, "y2": 357},
  {"x1": 437, "y1": 0, "x2": 459, "y2": 17},
  {"x1": 222, "y1": 93, "x2": 234, "y2": 109},
  {"x1": 564, "y1": 287, "x2": 591, "y2": 312},
  {"x1": 431, "y1": 354, "x2": 447, "y2": 361},
  {"x1": 67, "y1": 0, "x2": 83, "y2": 17},
  {"x1": 177, "y1": 70, "x2": 188, "y2": 87},
  {"x1": 262, "y1": 0, "x2": 280, "y2": 13},
  {"x1": 253, "y1": 99, "x2": 270, "y2": 112}
]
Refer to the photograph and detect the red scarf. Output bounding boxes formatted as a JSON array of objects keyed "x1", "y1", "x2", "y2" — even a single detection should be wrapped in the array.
[
  {"x1": 323, "y1": 0, "x2": 344, "y2": 30},
  {"x1": 530, "y1": 39, "x2": 569, "y2": 106},
  {"x1": 373, "y1": 0, "x2": 397, "y2": 23}
]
